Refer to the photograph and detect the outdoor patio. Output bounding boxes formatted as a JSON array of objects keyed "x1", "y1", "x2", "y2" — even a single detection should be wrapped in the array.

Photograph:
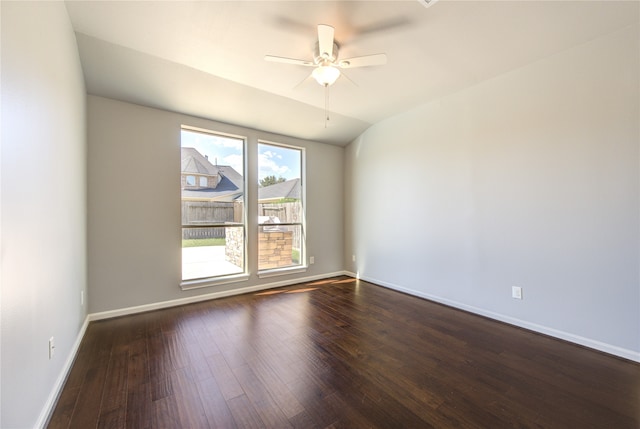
[{"x1": 182, "y1": 245, "x2": 243, "y2": 280}]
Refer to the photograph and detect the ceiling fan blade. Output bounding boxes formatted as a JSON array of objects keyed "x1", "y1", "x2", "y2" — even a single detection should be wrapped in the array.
[
  {"x1": 292, "y1": 72, "x2": 314, "y2": 90},
  {"x1": 317, "y1": 24, "x2": 335, "y2": 60},
  {"x1": 264, "y1": 55, "x2": 314, "y2": 67},
  {"x1": 338, "y1": 69, "x2": 358, "y2": 87},
  {"x1": 354, "y1": 17, "x2": 411, "y2": 38},
  {"x1": 338, "y1": 53, "x2": 387, "y2": 68}
]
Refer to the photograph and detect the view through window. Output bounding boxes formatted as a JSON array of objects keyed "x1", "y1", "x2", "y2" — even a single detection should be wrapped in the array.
[
  {"x1": 181, "y1": 128, "x2": 245, "y2": 281},
  {"x1": 258, "y1": 141, "x2": 304, "y2": 271}
]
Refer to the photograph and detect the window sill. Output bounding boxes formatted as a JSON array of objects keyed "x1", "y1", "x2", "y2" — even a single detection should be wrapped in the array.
[
  {"x1": 180, "y1": 273, "x2": 250, "y2": 291},
  {"x1": 257, "y1": 265, "x2": 308, "y2": 279}
]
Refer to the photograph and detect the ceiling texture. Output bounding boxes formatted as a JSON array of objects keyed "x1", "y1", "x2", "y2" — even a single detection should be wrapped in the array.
[{"x1": 65, "y1": 0, "x2": 639, "y2": 146}]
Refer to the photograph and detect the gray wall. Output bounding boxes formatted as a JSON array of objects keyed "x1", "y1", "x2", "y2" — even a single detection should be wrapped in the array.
[
  {"x1": 345, "y1": 24, "x2": 639, "y2": 358},
  {"x1": 87, "y1": 95, "x2": 344, "y2": 313},
  {"x1": 1, "y1": 2, "x2": 88, "y2": 428}
]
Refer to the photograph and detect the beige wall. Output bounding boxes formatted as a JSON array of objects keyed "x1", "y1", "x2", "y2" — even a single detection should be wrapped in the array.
[{"x1": 87, "y1": 95, "x2": 344, "y2": 313}]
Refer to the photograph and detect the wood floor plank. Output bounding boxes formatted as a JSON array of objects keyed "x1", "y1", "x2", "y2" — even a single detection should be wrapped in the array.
[
  {"x1": 151, "y1": 395, "x2": 181, "y2": 429},
  {"x1": 167, "y1": 367, "x2": 211, "y2": 428},
  {"x1": 247, "y1": 355, "x2": 305, "y2": 419},
  {"x1": 97, "y1": 406, "x2": 126, "y2": 429},
  {"x1": 231, "y1": 363, "x2": 293, "y2": 429},
  {"x1": 100, "y1": 348, "x2": 129, "y2": 413},
  {"x1": 126, "y1": 338, "x2": 149, "y2": 388},
  {"x1": 196, "y1": 377, "x2": 238, "y2": 429},
  {"x1": 46, "y1": 385, "x2": 80, "y2": 429},
  {"x1": 125, "y1": 382, "x2": 153, "y2": 429},
  {"x1": 227, "y1": 394, "x2": 267, "y2": 429},
  {"x1": 67, "y1": 362, "x2": 109, "y2": 428},
  {"x1": 206, "y1": 352, "x2": 245, "y2": 400},
  {"x1": 48, "y1": 276, "x2": 640, "y2": 429}
]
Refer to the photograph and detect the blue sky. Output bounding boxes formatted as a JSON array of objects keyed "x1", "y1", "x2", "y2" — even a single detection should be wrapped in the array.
[
  {"x1": 258, "y1": 143, "x2": 301, "y2": 181},
  {"x1": 181, "y1": 129, "x2": 301, "y2": 181}
]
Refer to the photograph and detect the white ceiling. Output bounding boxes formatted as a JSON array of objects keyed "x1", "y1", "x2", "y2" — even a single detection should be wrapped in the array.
[{"x1": 66, "y1": 0, "x2": 639, "y2": 146}]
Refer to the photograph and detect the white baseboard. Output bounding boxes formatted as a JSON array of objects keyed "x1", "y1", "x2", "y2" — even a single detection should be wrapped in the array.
[
  {"x1": 36, "y1": 315, "x2": 90, "y2": 429},
  {"x1": 89, "y1": 271, "x2": 350, "y2": 321},
  {"x1": 349, "y1": 272, "x2": 640, "y2": 363}
]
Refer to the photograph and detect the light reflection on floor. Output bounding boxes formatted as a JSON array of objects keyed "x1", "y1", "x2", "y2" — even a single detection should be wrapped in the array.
[{"x1": 254, "y1": 287, "x2": 319, "y2": 297}]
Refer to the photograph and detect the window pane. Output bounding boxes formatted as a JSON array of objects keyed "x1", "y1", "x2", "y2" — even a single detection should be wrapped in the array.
[
  {"x1": 182, "y1": 226, "x2": 244, "y2": 280},
  {"x1": 181, "y1": 129, "x2": 245, "y2": 280},
  {"x1": 257, "y1": 142, "x2": 303, "y2": 271}
]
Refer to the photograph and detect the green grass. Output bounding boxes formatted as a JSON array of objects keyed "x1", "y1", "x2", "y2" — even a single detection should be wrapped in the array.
[{"x1": 182, "y1": 238, "x2": 225, "y2": 248}]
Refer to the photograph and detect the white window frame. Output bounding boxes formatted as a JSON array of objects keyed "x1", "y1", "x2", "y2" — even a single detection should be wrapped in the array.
[
  {"x1": 180, "y1": 126, "x2": 249, "y2": 290},
  {"x1": 257, "y1": 140, "x2": 307, "y2": 278}
]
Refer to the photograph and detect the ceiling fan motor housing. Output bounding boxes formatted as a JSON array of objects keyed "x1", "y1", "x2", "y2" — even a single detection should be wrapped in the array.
[{"x1": 314, "y1": 41, "x2": 339, "y2": 65}]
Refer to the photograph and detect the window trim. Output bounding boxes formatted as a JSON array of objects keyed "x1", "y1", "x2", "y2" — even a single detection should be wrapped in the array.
[{"x1": 181, "y1": 272, "x2": 250, "y2": 290}]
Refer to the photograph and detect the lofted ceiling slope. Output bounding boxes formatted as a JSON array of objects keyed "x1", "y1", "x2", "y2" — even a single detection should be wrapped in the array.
[{"x1": 66, "y1": 0, "x2": 639, "y2": 146}]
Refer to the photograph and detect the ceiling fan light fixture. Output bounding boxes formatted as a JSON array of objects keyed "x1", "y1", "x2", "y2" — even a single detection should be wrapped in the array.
[{"x1": 312, "y1": 65, "x2": 341, "y2": 86}]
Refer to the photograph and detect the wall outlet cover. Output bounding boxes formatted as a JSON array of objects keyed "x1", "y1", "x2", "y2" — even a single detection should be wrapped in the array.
[{"x1": 512, "y1": 286, "x2": 523, "y2": 300}]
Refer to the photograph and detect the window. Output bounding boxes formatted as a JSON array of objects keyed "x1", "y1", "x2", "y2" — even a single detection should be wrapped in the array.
[
  {"x1": 257, "y1": 141, "x2": 304, "y2": 273},
  {"x1": 181, "y1": 128, "x2": 246, "y2": 284}
]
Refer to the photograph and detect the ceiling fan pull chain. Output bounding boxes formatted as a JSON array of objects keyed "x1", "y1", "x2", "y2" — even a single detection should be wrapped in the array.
[{"x1": 325, "y1": 83, "x2": 330, "y2": 128}]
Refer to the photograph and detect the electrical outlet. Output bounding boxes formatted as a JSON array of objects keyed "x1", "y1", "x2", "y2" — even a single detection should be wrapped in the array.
[
  {"x1": 49, "y1": 337, "x2": 55, "y2": 359},
  {"x1": 309, "y1": 256, "x2": 315, "y2": 264},
  {"x1": 81, "y1": 290, "x2": 84, "y2": 306},
  {"x1": 352, "y1": 254, "x2": 356, "y2": 262},
  {"x1": 512, "y1": 286, "x2": 523, "y2": 300}
]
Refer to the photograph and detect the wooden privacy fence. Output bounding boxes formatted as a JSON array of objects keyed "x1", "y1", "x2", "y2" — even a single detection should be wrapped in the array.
[
  {"x1": 259, "y1": 202, "x2": 302, "y2": 224},
  {"x1": 182, "y1": 201, "x2": 235, "y2": 225},
  {"x1": 182, "y1": 200, "x2": 302, "y2": 248},
  {"x1": 182, "y1": 201, "x2": 234, "y2": 239}
]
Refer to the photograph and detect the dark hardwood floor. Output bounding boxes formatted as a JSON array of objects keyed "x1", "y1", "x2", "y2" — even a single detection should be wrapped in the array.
[{"x1": 48, "y1": 276, "x2": 640, "y2": 428}]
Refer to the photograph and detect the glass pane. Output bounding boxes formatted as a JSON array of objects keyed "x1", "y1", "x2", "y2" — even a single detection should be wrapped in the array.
[
  {"x1": 181, "y1": 129, "x2": 245, "y2": 280},
  {"x1": 182, "y1": 226, "x2": 244, "y2": 280},
  {"x1": 257, "y1": 142, "x2": 303, "y2": 271},
  {"x1": 258, "y1": 224, "x2": 301, "y2": 270}
]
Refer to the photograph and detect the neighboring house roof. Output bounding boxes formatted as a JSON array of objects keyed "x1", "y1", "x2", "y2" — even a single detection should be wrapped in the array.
[
  {"x1": 216, "y1": 165, "x2": 243, "y2": 189},
  {"x1": 259, "y1": 178, "x2": 301, "y2": 202},
  {"x1": 181, "y1": 147, "x2": 244, "y2": 201},
  {"x1": 181, "y1": 147, "x2": 218, "y2": 175},
  {"x1": 182, "y1": 176, "x2": 243, "y2": 201}
]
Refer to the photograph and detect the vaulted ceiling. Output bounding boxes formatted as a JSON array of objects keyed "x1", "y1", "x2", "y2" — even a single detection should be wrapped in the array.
[{"x1": 65, "y1": 1, "x2": 638, "y2": 146}]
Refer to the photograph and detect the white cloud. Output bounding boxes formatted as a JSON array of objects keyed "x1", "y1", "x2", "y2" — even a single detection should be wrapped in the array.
[
  {"x1": 262, "y1": 150, "x2": 282, "y2": 160},
  {"x1": 258, "y1": 152, "x2": 290, "y2": 179},
  {"x1": 215, "y1": 136, "x2": 243, "y2": 149},
  {"x1": 223, "y1": 154, "x2": 244, "y2": 176}
]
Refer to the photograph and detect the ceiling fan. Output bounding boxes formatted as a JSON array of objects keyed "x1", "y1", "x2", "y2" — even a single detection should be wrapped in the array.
[{"x1": 264, "y1": 24, "x2": 387, "y2": 87}]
